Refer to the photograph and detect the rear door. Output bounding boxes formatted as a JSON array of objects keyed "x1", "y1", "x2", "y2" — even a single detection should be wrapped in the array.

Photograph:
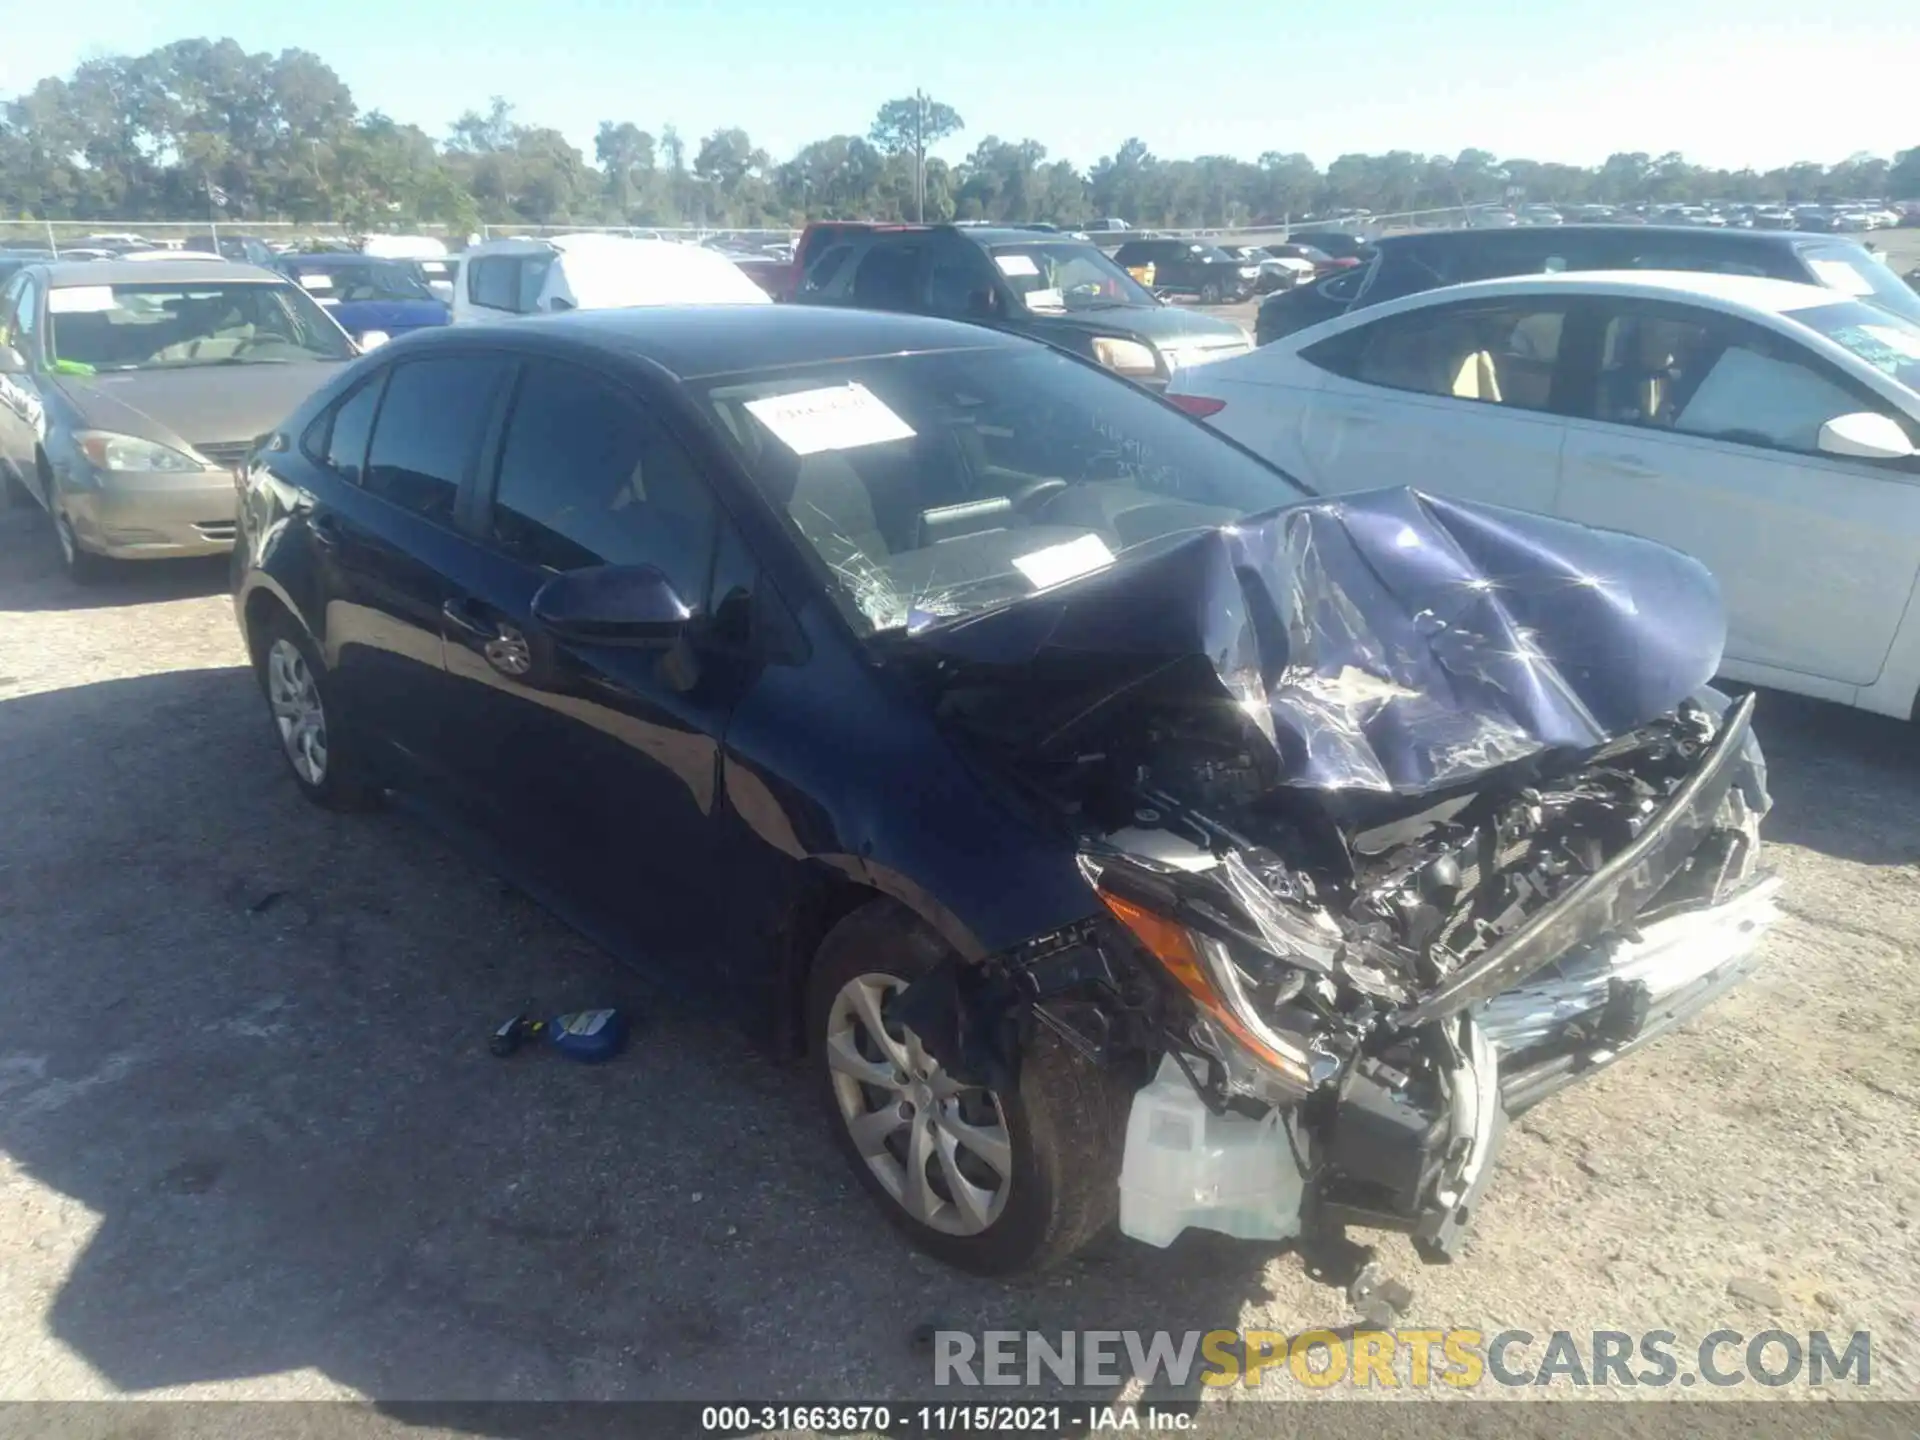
[
  {"x1": 1554, "y1": 297, "x2": 1920, "y2": 688},
  {"x1": 306, "y1": 352, "x2": 514, "y2": 782},
  {"x1": 1291, "y1": 295, "x2": 1579, "y2": 511},
  {"x1": 432, "y1": 356, "x2": 746, "y2": 972}
]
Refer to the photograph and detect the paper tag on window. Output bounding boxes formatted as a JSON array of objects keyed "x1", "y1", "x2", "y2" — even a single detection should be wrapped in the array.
[
  {"x1": 1021, "y1": 288, "x2": 1065, "y2": 310},
  {"x1": 745, "y1": 382, "x2": 916, "y2": 456},
  {"x1": 1806, "y1": 258, "x2": 1876, "y2": 296},
  {"x1": 994, "y1": 253, "x2": 1039, "y2": 277},
  {"x1": 1012, "y1": 533, "x2": 1115, "y2": 589},
  {"x1": 48, "y1": 286, "x2": 116, "y2": 314},
  {"x1": 296, "y1": 273, "x2": 335, "y2": 291}
]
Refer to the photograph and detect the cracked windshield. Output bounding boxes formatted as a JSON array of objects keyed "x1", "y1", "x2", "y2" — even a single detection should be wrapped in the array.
[{"x1": 701, "y1": 346, "x2": 1304, "y2": 631}]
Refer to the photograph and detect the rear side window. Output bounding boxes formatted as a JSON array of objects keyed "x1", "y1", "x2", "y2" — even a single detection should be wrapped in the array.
[
  {"x1": 1306, "y1": 300, "x2": 1568, "y2": 412},
  {"x1": 850, "y1": 242, "x2": 923, "y2": 310},
  {"x1": 468, "y1": 255, "x2": 551, "y2": 313},
  {"x1": 313, "y1": 372, "x2": 387, "y2": 483},
  {"x1": 801, "y1": 244, "x2": 851, "y2": 294},
  {"x1": 467, "y1": 256, "x2": 515, "y2": 310},
  {"x1": 363, "y1": 356, "x2": 511, "y2": 524},
  {"x1": 487, "y1": 360, "x2": 717, "y2": 601}
]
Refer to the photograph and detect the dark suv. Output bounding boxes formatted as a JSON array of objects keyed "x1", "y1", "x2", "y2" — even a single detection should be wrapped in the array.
[
  {"x1": 790, "y1": 224, "x2": 1250, "y2": 386},
  {"x1": 1254, "y1": 223, "x2": 1920, "y2": 344},
  {"x1": 1109, "y1": 239, "x2": 1259, "y2": 303}
]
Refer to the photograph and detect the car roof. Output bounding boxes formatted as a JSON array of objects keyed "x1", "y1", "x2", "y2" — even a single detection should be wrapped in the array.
[
  {"x1": 39, "y1": 259, "x2": 287, "y2": 286},
  {"x1": 1376, "y1": 268, "x2": 1845, "y2": 313},
  {"x1": 422, "y1": 303, "x2": 1023, "y2": 381},
  {"x1": 1379, "y1": 223, "x2": 1832, "y2": 250}
]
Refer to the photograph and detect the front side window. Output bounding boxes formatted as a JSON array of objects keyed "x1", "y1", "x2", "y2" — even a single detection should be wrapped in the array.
[
  {"x1": 1587, "y1": 304, "x2": 1901, "y2": 455},
  {"x1": 693, "y1": 344, "x2": 1307, "y2": 633},
  {"x1": 362, "y1": 356, "x2": 511, "y2": 524},
  {"x1": 487, "y1": 361, "x2": 717, "y2": 600},
  {"x1": 43, "y1": 281, "x2": 353, "y2": 372},
  {"x1": 1309, "y1": 301, "x2": 1567, "y2": 411},
  {"x1": 6, "y1": 278, "x2": 39, "y2": 349}
]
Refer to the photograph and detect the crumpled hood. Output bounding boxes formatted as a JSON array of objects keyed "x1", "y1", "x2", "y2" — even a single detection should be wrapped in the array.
[{"x1": 902, "y1": 487, "x2": 1725, "y2": 793}]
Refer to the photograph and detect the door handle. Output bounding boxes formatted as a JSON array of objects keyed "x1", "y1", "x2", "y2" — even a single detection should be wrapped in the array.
[
  {"x1": 1331, "y1": 406, "x2": 1377, "y2": 426},
  {"x1": 1593, "y1": 452, "x2": 1659, "y2": 479},
  {"x1": 441, "y1": 596, "x2": 496, "y2": 639},
  {"x1": 307, "y1": 511, "x2": 341, "y2": 549}
]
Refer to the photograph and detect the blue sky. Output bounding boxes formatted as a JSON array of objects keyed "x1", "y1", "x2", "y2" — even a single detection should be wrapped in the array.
[{"x1": 0, "y1": 0, "x2": 1912, "y2": 172}]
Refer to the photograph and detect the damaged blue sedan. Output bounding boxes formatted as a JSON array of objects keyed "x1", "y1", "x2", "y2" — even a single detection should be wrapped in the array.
[{"x1": 233, "y1": 306, "x2": 1777, "y2": 1283}]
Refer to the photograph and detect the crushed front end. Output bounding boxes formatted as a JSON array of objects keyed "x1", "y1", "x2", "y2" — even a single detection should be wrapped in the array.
[{"x1": 891, "y1": 487, "x2": 1780, "y2": 1281}]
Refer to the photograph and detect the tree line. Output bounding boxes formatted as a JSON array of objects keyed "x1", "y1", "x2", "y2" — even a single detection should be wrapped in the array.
[{"x1": 3, "y1": 39, "x2": 1917, "y2": 233}]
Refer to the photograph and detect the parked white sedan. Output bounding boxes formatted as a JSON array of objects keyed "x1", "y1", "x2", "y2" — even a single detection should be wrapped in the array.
[{"x1": 1169, "y1": 270, "x2": 1920, "y2": 718}]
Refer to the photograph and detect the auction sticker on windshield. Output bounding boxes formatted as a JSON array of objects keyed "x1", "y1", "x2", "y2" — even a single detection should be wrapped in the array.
[
  {"x1": 1012, "y1": 533, "x2": 1115, "y2": 588},
  {"x1": 994, "y1": 253, "x2": 1039, "y2": 277},
  {"x1": 47, "y1": 286, "x2": 116, "y2": 314},
  {"x1": 745, "y1": 382, "x2": 916, "y2": 455}
]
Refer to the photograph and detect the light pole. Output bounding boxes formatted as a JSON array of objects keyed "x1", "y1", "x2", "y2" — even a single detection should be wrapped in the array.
[{"x1": 914, "y1": 88, "x2": 927, "y2": 223}]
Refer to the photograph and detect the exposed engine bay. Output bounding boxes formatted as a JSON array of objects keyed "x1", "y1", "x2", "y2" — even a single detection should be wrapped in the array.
[{"x1": 887, "y1": 487, "x2": 1780, "y2": 1300}]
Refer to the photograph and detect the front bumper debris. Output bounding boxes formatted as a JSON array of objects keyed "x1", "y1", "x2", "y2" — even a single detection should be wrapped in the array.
[{"x1": 1485, "y1": 873, "x2": 1782, "y2": 1114}]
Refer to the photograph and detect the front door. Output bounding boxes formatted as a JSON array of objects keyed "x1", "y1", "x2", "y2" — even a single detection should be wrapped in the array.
[
  {"x1": 434, "y1": 357, "x2": 746, "y2": 973},
  {"x1": 1296, "y1": 295, "x2": 1576, "y2": 512},
  {"x1": 1553, "y1": 299, "x2": 1920, "y2": 688}
]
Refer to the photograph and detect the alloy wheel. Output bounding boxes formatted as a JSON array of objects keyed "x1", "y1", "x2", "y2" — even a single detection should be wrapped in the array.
[
  {"x1": 825, "y1": 973, "x2": 1013, "y2": 1236},
  {"x1": 266, "y1": 638, "x2": 329, "y2": 786}
]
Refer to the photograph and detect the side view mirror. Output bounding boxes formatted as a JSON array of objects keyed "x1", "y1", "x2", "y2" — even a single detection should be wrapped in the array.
[
  {"x1": 0, "y1": 344, "x2": 25, "y2": 375},
  {"x1": 964, "y1": 289, "x2": 997, "y2": 318},
  {"x1": 548, "y1": 296, "x2": 576, "y2": 313},
  {"x1": 1817, "y1": 411, "x2": 1916, "y2": 461},
  {"x1": 531, "y1": 563, "x2": 692, "y2": 646}
]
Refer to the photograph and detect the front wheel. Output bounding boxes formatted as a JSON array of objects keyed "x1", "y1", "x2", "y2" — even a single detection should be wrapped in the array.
[
  {"x1": 54, "y1": 512, "x2": 113, "y2": 585},
  {"x1": 807, "y1": 900, "x2": 1131, "y2": 1275}
]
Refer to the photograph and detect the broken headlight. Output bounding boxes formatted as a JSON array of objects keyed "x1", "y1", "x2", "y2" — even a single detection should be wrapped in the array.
[{"x1": 1096, "y1": 887, "x2": 1335, "y2": 1101}]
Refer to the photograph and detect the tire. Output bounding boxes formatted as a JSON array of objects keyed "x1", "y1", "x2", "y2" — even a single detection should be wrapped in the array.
[
  {"x1": 253, "y1": 611, "x2": 382, "y2": 811},
  {"x1": 1198, "y1": 281, "x2": 1223, "y2": 304},
  {"x1": 53, "y1": 511, "x2": 114, "y2": 585},
  {"x1": 807, "y1": 899, "x2": 1131, "y2": 1275}
]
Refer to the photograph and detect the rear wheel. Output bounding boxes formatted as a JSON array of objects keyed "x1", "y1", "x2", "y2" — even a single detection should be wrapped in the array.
[
  {"x1": 254, "y1": 613, "x2": 381, "y2": 811},
  {"x1": 807, "y1": 899, "x2": 1130, "y2": 1275},
  {"x1": 1198, "y1": 280, "x2": 1224, "y2": 304}
]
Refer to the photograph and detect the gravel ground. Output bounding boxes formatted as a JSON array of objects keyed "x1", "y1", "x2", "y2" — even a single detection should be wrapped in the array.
[{"x1": 1, "y1": 486, "x2": 1917, "y2": 1427}]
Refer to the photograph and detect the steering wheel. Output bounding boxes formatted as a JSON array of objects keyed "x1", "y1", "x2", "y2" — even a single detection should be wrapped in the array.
[{"x1": 1012, "y1": 478, "x2": 1068, "y2": 514}]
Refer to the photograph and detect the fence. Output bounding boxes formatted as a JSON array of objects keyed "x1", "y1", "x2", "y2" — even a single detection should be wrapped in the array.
[{"x1": 1, "y1": 205, "x2": 1485, "y2": 256}]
